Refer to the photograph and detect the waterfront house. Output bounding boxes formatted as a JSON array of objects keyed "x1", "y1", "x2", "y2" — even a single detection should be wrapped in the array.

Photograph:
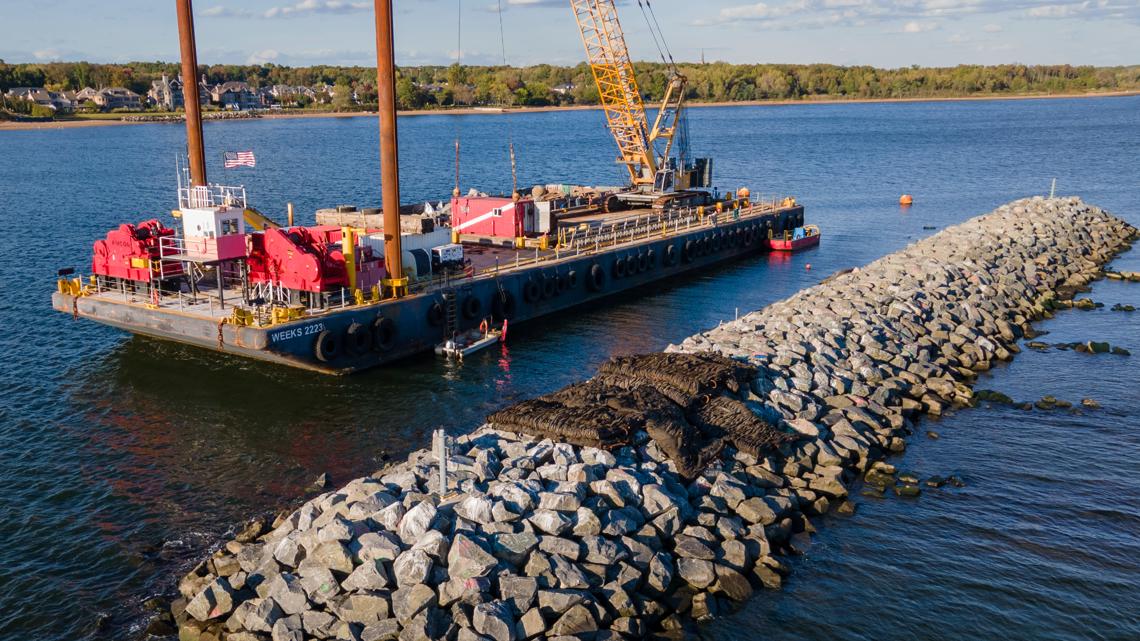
[
  {"x1": 93, "y1": 87, "x2": 143, "y2": 110},
  {"x1": 210, "y1": 81, "x2": 260, "y2": 110},
  {"x1": 5, "y1": 87, "x2": 74, "y2": 112},
  {"x1": 148, "y1": 74, "x2": 183, "y2": 110}
]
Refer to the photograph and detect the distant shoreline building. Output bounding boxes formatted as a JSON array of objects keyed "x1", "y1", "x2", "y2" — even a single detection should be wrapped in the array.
[{"x1": 4, "y1": 87, "x2": 73, "y2": 113}]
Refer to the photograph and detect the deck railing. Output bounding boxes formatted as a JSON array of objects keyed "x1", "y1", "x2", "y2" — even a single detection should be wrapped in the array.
[{"x1": 74, "y1": 196, "x2": 795, "y2": 321}]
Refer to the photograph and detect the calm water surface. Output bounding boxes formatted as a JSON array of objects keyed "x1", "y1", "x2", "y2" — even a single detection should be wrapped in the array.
[{"x1": 0, "y1": 97, "x2": 1138, "y2": 640}]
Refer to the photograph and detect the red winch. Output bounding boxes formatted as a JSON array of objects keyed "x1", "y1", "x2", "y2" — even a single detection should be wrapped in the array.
[
  {"x1": 91, "y1": 219, "x2": 184, "y2": 283},
  {"x1": 246, "y1": 225, "x2": 384, "y2": 293}
]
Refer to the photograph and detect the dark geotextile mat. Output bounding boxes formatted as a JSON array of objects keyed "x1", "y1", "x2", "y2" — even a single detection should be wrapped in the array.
[{"x1": 487, "y1": 352, "x2": 792, "y2": 478}]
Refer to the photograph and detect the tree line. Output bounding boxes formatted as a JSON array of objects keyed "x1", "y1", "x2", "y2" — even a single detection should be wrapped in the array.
[{"x1": 2, "y1": 59, "x2": 1138, "y2": 111}]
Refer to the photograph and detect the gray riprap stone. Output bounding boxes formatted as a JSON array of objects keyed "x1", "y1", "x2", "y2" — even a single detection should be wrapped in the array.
[
  {"x1": 516, "y1": 608, "x2": 545, "y2": 640},
  {"x1": 599, "y1": 582, "x2": 637, "y2": 618},
  {"x1": 299, "y1": 566, "x2": 341, "y2": 605},
  {"x1": 355, "y1": 531, "x2": 402, "y2": 563},
  {"x1": 492, "y1": 532, "x2": 538, "y2": 567},
  {"x1": 538, "y1": 492, "x2": 581, "y2": 512},
  {"x1": 709, "y1": 474, "x2": 749, "y2": 509},
  {"x1": 601, "y1": 507, "x2": 641, "y2": 537},
  {"x1": 550, "y1": 604, "x2": 597, "y2": 637},
  {"x1": 337, "y1": 593, "x2": 392, "y2": 625},
  {"x1": 266, "y1": 573, "x2": 309, "y2": 615},
  {"x1": 374, "y1": 501, "x2": 405, "y2": 531},
  {"x1": 302, "y1": 610, "x2": 339, "y2": 639},
  {"x1": 398, "y1": 501, "x2": 437, "y2": 544},
  {"x1": 571, "y1": 508, "x2": 601, "y2": 537},
  {"x1": 536, "y1": 589, "x2": 587, "y2": 615},
  {"x1": 412, "y1": 529, "x2": 449, "y2": 560},
  {"x1": 491, "y1": 501, "x2": 520, "y2": 523},
  {"x1": 361, "y1": 619, "x2": 401, "y2": 641},
  {"x1": 318, "y1": 516, "x2": 355, "y2": 543},
  {"x1": 271, "y1": 615, "x2": 303, "y2": 641},
  {"x1": 498, "y1": 575, "x2": 537, "y2": 613},
  {"x1": 528, "y1": 510, "x2": 571, "y2": 536},
  {"x1": 677, "y1": 557, "x2": 716, "y2": 589},
  {"x1": 273, "y1": 535, "x2": 305, "y2": 568},
  {"x1": 473, "y1": 601, "x2": 516, "y2": 641},
  {"x1": 672, "y1": 535, "x2": 715, "y2": 560},
  {"x1": 736, "y1": 497, "x2": 778, "y2": 525},
  {"x1": 651, "y1": 507, "x2": 684, "y2": 539},
  {"x1": 641, "y1": 484, "x2": 687, "y2": 519},
  {"x1": 619, "y1": 536, "x2": 655, "y2": 570},
  {"x1": 392, "y1": 583, "x2": 435, "y2": 623},
  {"x1": 537, "y1": 536, "x2": 580, "y2": 560},
  {"x1": 393, "y1": 549, "x2": 433, "y2": 587},
  {"x1": 185, "y1": 576, "x2": 235, "y2": 621},
  {"x1": 712, "y1": 564, "x2": 753, "y2": 602},
  {"x1": 456, "y1": 494, "x2": 495, "y2": 525},
  {"x1": 448, "y1": 533, "x2": 498, "y2": 580},
  {"x1": 550, "y1": 555, "x2": 590, "y2": 589},
  {"x1": 646, "y1": 552, "x2": 674, "y2": 595},
  {"x1": 717, "y1": 539, "x2": 748, "y2": 571},
  {"x1": 581, "y1": 536, "x2": 626, "y2": 565},
  {"x1": 241, "y1": 597, "x2": 283, "y2": 633},
  {"x1": 342, "y1": 560, "x2": 391, "y2": 592},
  {"x1": 308, "y1": 540, "x2": 354, "y2": 574}
]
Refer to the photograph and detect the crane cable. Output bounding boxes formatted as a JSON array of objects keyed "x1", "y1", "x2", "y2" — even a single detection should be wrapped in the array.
[
  {"x1": 637, "y1": 0, "x2": 677, "y2": 72},
  {"x1": 454, "y1": 0, "x2": 462, "y2": 196},
  {"x1": 495, "y1": 0, "x2": 519, "y2": 198}
]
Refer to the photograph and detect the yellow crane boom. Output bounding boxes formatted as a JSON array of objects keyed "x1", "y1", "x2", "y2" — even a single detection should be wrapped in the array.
[{"x1": 570, "y1": 0, "x2": 698, "y2": 194}]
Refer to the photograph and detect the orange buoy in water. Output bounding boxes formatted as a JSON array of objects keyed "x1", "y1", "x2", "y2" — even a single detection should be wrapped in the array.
[
  {"x1": 805, "y1": 263, "x2": 812, "y2": 271},
  {"x1": 899, "y1": 194, "x2": 914, "y2": 206}
]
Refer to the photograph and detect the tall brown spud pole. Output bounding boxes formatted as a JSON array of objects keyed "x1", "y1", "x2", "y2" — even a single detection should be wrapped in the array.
[
  {"x1": 176, "y1": 0, "x2": 207, "y2": 187},
  {"x1": 375, "y1": 0, "x2": 404, "y2": 291}
]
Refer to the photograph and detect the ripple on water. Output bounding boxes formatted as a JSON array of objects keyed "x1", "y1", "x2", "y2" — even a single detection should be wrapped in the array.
[{"x1": 0, "y1": 98, "x2": 1138, "y2": 640}]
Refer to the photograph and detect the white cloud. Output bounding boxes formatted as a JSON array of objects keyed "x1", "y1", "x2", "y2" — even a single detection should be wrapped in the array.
[
  {"x1": 264, "y1": 0, "x2": 371, "y2": 19},
  {"x1": 246, "y1": 49, "x2": 281, "y2": 65},
  {"x1": 699, "y1": 0, "x2": 1140, "y2": 29},
  {"x1": 201, "y1": 6, "x2": 254, "y2": 18},
  {"x1": 982, "y1": 22, "x2": 1003, "y2": 32},
  {"x1": 902, "y1": 20, "x2": 939, "y2": 32}
]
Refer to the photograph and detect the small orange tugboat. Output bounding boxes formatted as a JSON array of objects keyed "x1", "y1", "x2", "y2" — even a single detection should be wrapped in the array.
[{"x1": 769, "y1": 224, "x2": 821, "y2": 252}]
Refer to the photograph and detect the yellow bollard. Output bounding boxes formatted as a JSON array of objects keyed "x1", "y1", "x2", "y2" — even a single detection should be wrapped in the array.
[{"x1": 342, "y1": 227, "x2": 357, "y2": 291}]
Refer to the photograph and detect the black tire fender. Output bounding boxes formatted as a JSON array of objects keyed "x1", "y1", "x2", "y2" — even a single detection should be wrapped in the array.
[
  {"x1": 372, "y1": 316, "x2": 396, "y2": 351},
  {"x1": 614, "y1": 256, "x2": 627, "y2": 278},
  {"x1": 345, "y1": 321, "x2": 372, "y2": 355},
  {"x1": 315, "y1": 329, "x2": 340, "y2": 362},
  {"x1": 427, "y1": 301, "x2": 445, "y2": 327},
  {"x1": 492, "y1": 290, "x2": 517, "y2": 319},
  {"x1": 588, "y1": 263, "x2": 605, "y2": 291},
  {"x1": 523, "y1": 278, "x2": 541, "y2": 303},
  {"x1": 462, "y1": 295, "x2": 481, "y2": 320}
]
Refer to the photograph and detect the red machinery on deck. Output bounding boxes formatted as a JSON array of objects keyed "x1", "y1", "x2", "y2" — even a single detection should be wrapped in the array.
[
  {"x1": 451, "y1": 196, "x2": 534, "y2": 240},
  {"x1": 91, "y1": 219, "x2": 184, "y2": 283},
  {"x1": 246, "y1": 225, "x2": 385, "y2": 293}
]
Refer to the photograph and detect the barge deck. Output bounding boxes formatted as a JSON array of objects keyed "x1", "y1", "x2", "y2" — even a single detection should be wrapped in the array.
[{"x1": 53, "y1": 199, "x2": 805, "y2": 374}]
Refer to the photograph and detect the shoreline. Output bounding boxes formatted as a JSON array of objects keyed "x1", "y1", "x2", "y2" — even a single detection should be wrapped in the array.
[{"x1": 2, "y1": 89, "x2": 1137, "y2": 131}]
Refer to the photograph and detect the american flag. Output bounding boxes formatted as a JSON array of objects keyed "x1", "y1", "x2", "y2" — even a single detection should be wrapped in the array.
[{"x1": 223, "y1": 150, "x2": 256, "y2": 168}]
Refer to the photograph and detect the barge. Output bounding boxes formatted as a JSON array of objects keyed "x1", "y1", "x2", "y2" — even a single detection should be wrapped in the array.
[{"x1": 50, "y1": 0, "x2": 812, "y2": 375}]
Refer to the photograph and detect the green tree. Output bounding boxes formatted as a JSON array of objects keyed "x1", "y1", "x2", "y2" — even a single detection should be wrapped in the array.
[{"x1": 332, "y1": 79, "x2": 354, "y2": 110}]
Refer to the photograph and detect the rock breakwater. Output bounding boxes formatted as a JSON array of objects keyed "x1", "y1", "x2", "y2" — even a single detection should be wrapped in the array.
[{"x1": 171, "y1": 197, "x2": 1134, "y2": 641}]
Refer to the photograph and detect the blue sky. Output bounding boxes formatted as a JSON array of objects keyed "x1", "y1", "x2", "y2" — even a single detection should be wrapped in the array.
[{"x1": 1, "y1": 1, "x2": 1138, "y2": 68}]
